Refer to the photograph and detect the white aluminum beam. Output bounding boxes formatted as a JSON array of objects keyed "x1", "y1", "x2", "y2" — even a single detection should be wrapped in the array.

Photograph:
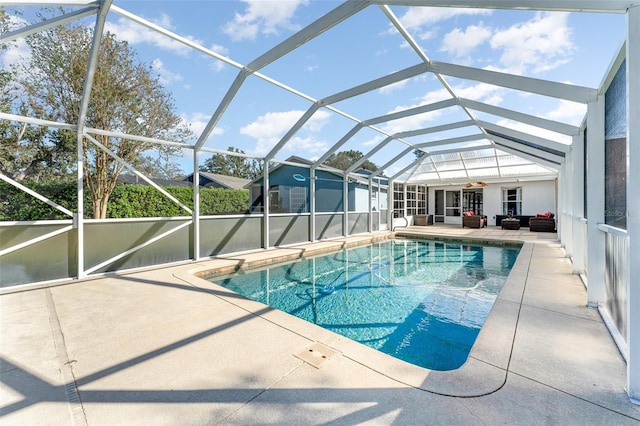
[
  {"x1": 459, "y1": 98, "x2": 581, "y2": 136},
  {"x1": 194, "y1": 70, "x2": 248, "y2": 151},
  {"x1": 396, "y1": 120, "x2": 476, "y2": 139},
  {"x1": 264, "y1": 104, "x2": 321, "y2": 161},
  {"x1": 83, "y1": 134, "x2": 192, "y2": 214},
  {"x1": 76, "y1": 0, "x2": 111, "y2": 133},
  {"x1": 76, "y1": 0, "x2": 111, "y2": 280},
  {"x1": 372, "y1": 146, "x2": 415, "y2": 177},
  {"x1": 247, "y1": 1, "x2": 368, "y2": 72},
  {"x1": 313, "y1": 123, "x2": 364, "y2": 167},
  {"x1": 320, "y1": 63, "x2": 428, "y2": 105},
  {"x1": 488, "y1": 135, "x2": 564, "y2": 166},
  {"x1": 429, "y1": 61, "x2": 598, "y2": 103},
  {"x1": 585, "y1": 96, "x2": 606, "y2": 307},
  {"x1": 0, "y1": 173, "x2": 74, "y2": 217},
  {"x1": 491, "y1": 140, "x2": 561, "y2": 170},
  {"x1": 0, "y1": 112, "x2": 75, "y2": 131},
  {"x1": 626, "y1": 4, "x2": 640, "y2": 404},
  {"x1": 0, "y1": 225, "x2": 73, "y2": 257},
  {"x1": 415, "y1": 133, "x2": 487, "y2": 149},
  {"x1": 477, "y1": 120, "x2": 571, "y2": 153},
  {"x1": 84, "y1": 220, "x2": 191, "y2": 275},
  {"x1": 570, "y1": 133, "x2": 586, "y2": 274},
  {"x1": 362, "y1": 99, "x2": 458, "y2": 126},
  {"x1": 345, "y1": 136, "x2": 394, "y2": 174},
  {"x1": 111, "y1": 5, "x2": 245, "y2": 71},
  {"x1": 389, "y1": 145, "x2": 493, "y2": 181},
  {"x1": 371, "y1": 1, "x2": 632, "y2": 13},
  {"x1": 1, "y1": 1, "x2": 98, "y2": 4},
  {"x1": 86, "y1": 128, "x2": 191, "y2": 150},
  {"x1": 0, "y1": 6, "x2": 98, "y2": 43}
]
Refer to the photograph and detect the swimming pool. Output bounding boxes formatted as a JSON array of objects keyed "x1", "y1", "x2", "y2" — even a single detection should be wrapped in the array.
[{"x1": 210, "y1": 238, "x2": 521, "y2": 371}]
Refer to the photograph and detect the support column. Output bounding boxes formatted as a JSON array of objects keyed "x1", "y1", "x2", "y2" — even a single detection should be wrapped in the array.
[
  {"x1": 571, "y1": 133, "x2": 585, "y2": 275},
  {"x1": 343, "y1": 174, "x2": 349, "y2": 237},
  {"x1": 76, "y1": 133, "x2": 85, "y2": 279},
  {"x1": 368, "y1": 177, "x2": 373, "y2": 233},
  {"x1": 388, "y1": 179, "x2": 394, "y2": 230},
  {"x1": 263, "y1": 160, "x2": 270, "y2": 249},
  {"x1": 310, "y1": 167, "x2": 316, "y2": 242},
  {"x1": 562, "y1": 153, "x2": 574, "y2": 257},
  {"x1": 626, "y1": 4, "x2": 640, "y2": 404},
  {"x1": 586, "y1": 95, "x2": 606, "y2": 307},
  {"x1": 558, "y1": 161, "x2": 570, "y2": 254},
  {"x1": 193, "y1": 150, "x2": 200, "y2": 260}
]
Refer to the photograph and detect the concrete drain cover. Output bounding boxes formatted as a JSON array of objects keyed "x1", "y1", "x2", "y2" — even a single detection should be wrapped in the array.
[{"x1": 295, "y1": 342, "x2": 340, "y2": 368}]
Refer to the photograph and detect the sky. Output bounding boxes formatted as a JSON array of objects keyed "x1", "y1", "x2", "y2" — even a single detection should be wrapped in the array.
[{"x1": 2, "y1": 1, "x2": 628, "y2": 177}]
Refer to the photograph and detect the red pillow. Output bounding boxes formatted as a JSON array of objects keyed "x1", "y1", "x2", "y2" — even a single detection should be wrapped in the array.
[{"x1": 536, "y1": 213, "x2": 546, "y2": 217}]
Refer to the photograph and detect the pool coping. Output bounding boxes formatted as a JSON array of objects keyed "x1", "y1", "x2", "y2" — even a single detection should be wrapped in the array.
[{"x1": 174, "y1": 232, "x2": 531, "y2": 397}]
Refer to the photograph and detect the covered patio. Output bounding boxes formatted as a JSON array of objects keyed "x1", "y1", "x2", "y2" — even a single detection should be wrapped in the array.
[{"x1": 1, "y1": 0, "x2": 640, "y2": 419}]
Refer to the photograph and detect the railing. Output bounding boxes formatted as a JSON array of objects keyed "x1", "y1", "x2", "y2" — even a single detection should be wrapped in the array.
[{"x1": 600, "y1": 224, "x2": 629, "y2": 344}]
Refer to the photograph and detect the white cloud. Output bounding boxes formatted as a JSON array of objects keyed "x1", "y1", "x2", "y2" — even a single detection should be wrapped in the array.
[
  {"x1": 378, "y1": 80, "x2": 409, "y2": 95},
  {"x1": 490, "y1": 12, "x2": 574, "y2": 74},
  {"x1": 440, "y1": 24, "x2": 492, "y2": 59},
  {"x1": 222, "y1": 0, "x2": 308, "y2": 41},
  {"x1": 104, "y1": 14, "x2": 204, "y2": 56},
  {"x1": 399, "y1": 7, "x2": 493, "y2": 28},
  {"x1": 181, "y1": 112, "x2": 224, "y2": 140},
  {"x1": 362, "y1": 135, "x2": 385, "y2": 147},
  {"x1": 396, "y1": 7, "x2": 492, "y2": 40},
  {"x1": 151, "y1": 59, "x2": 183, "y2": 85},
  {"x1": 240, "y1": 109, "x2": 330, "y2": 155},
  {"x1": 2, "y1": 15, "x2": 32, "y2": 78},
  {"x1": 544, "y1": 99, "x2": 586, "y2": 126}
]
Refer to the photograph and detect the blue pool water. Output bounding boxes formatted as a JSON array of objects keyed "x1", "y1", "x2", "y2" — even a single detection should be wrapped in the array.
[{"x1": 211, "y1": 238, "x2": 520, "y2": 371}]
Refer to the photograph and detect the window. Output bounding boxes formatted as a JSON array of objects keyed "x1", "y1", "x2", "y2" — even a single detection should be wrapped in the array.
[
  {"x1": 418, "y1": 186, "x2": 427, "y2": 215},
  {"x1": 445, "y1": 190, "x2": 460, "y2": 216},
  {"x1": 289, "y1": 186, "x2": 307, "y2": 213},
  {"x1": 269, "y1": 185, "x2": 308, "y2": 213},
  {"x1": 463, "y1": 189, "x2": 483, "y2": 216},
  {"x1": 502, "y1": 187, "x2": 522, "y2": 215},
  {"x1": 393, "y1": 183, "x2": 404, "y2": 218},
  {"x1": 406, "y1": 185, "x2": 417, "y2": 215}
]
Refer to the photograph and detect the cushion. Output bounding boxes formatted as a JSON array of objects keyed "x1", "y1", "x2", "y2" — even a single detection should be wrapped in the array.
[{"x1": 464, "y1": 211, "x2": 474, "y2": 216}]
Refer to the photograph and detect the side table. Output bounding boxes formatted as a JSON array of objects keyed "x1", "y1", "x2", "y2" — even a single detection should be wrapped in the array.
[{"x1": 501, "y1": 218, "x2": 521, "y2": 230}]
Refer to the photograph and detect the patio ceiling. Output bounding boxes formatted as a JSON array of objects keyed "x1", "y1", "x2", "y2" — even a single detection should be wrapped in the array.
[{"x1": 1, "y1": 1, "x2": 631, "y2": 186}]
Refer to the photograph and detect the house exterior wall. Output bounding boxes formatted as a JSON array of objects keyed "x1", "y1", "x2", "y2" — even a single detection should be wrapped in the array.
[{"x1": 428, "y1": 179, "x2": 556, "y2": 226}]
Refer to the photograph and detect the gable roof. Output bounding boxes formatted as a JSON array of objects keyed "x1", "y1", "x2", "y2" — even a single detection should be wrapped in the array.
[{"x1": 183, "y1": 172, "x2": 251, "y2": 190}]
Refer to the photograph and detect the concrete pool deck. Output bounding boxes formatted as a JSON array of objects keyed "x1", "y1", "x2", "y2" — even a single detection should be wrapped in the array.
[{"x1": 1, "y1": 225, "x2": 640, "y2": 425}]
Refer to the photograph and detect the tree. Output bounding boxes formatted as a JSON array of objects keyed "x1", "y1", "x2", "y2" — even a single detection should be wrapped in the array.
[
  {"x1": 323, "y1": 150, "x2": 378, "y2": 172},
  {"x1": 201, "y1": 147, "x2": 262, "y2": 180},
  {"x1": 14, "y1": 12, "x2": 191, "y2": 218}
]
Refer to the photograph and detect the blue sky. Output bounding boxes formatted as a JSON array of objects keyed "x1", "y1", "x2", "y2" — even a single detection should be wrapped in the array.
[{"x1": 3, "y1": 1, "x2": 627, "y2": 176}]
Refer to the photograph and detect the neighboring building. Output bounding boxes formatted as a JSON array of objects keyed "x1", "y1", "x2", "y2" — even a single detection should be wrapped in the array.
[
  {"x1": 117, "y1": 174, "x2": 191, "y2": 187},
  {"x1": 182, "y1": 172, "x2": 251, "y2": 190},
  {"x1": 245, "y1": 156, "x2": 388, "y2": 214},
  {"x1": 118, "y1": 172, "x2": 251, "y2": 190}
]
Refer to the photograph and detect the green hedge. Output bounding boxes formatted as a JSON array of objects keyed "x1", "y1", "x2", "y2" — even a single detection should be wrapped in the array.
[{"x1": 0, "y1": 182, "x2": 250, "y2": 221}]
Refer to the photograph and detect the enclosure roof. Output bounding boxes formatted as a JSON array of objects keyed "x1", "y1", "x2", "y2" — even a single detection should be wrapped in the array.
[{"x1": 1, "y1": 1, "x2": 631, "y2": 185}]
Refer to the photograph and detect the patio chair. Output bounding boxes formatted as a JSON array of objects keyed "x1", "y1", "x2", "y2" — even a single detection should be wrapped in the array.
[
  {"x1": 462, "y1": 212, "x2": 487, "y2": 228},
  {"x1": 529, "y1": 213, "x2": 556, "y2": 232}
]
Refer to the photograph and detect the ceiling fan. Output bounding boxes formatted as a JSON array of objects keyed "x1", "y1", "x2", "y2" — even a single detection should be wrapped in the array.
[{"x1": 464, "y1": 181, "x2": 488, "y2": 188}]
